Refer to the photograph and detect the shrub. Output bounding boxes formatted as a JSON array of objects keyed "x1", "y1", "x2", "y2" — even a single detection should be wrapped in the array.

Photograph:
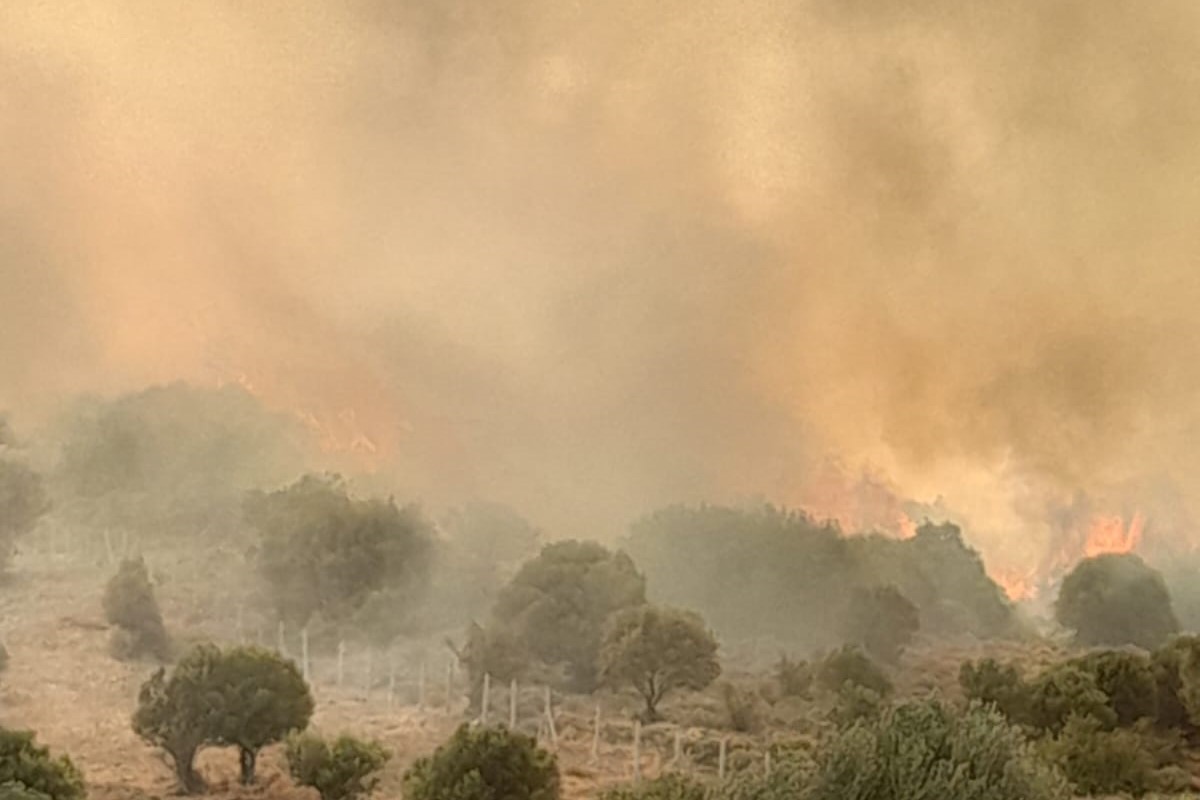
[
  {"x1": 1151, "y1": 635, "x2": 1200, "y2": 730},
  {"x1": 492, "y1": 540, "x2": 646, "y2": 691},
  {"x1": 844, "y1": 585, "x2": 919, "y2": 663},
  {"x1": 829, "y1": 683, "x2": 886, "y2": 729},
  {"x1": 133, "y1": 643, "x2": 314, "y2": 792},
  {"x1": 1055, "y1": 553, "x2": 1178, "y2": 649},
  {"x1": 816, "y1": 645, "x2": 892, "y2": 696},
  {"x1": 720, "y1": 683, "x2": 764, "y2": 733},
  {"x1": 600, "y1": 773, "x2": 708, "y2": 800},
  {"x1": 0, "y1": 729, "x2": 85, "y2": 800},
  {"x1": 0, "y1": 459, "x2": 49, "y2": 573},
  {"x1": 959, "y1": 658, "x2": 1030, "y2": 723},
  {"x1": 103, "y1": 556, "x2": 170, "y2": 661},
  {"x1": 286, "y1": 732, "x2": 390, "y2": 800},
  {"x1": 403, "y1": 724, "x2": 559, "y2": 800},
  {"x1": 806, "y1": 700, "x2": 1070, "y2": 800},
  {"x1": 599, "y1": 605, "x2": 720, "y2": 721},
  {"x1": 247, "y1": 474, "x2": 433, "y2": 628},
  {"x1": 716, "y1": 752, "x2": 811, "y2": 800},
  {"x1": 456, "y1": 622, "x2": 531, "y2": 711},
  {"x1": 774, "y1": 655, "x2": 812, "y2": 698},
  {"x1": 1071, "y1": 650, "x2": 1158, "y2": 726},
  {"x1": 1027, "y1": 663, "x2": 1116, "y2": 733},
  {"x1": 1042, "y1": 715, "x2": 1158, "y2": 796}
]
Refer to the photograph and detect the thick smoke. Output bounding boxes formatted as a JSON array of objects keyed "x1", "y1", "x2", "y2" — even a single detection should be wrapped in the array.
[{"x1": 3, "y1": 0, "x2": 1200, "y2": 579}]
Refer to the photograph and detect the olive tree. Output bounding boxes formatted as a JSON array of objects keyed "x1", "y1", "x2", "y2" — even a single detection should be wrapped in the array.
[
  {"x1": 492, "y1": 540, "x2": 646, "y2": 690},
  {"x1": 247, "y1": 474, "x2": 433, "y2": 629},
  {"x1": 599, "y1": 605, "x2": 720, "y2": 721},
  {"x1": 1055, "y1": 554, "x2": 1178, "y2": 649},
  {"x1": 133, "y1": 643, "x2": 314, "y2": 792}
]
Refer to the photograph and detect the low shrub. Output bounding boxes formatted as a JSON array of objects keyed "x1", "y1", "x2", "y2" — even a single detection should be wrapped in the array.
[
  {"x1": 286, "y1": 732, "x2": 390, "y2": 800},
  {"x1": 403, "y1": 725, "x2": 558, "y2": 800},
  {"x1": 1041, "y1": 715, "x2": 1159, "y2": 797},
  {"x1": 816, "y1": 645, "x2": 892, "y2": 696},
  {"x1": 0, "y1": 729, "x2": 85, "y2": 800}
]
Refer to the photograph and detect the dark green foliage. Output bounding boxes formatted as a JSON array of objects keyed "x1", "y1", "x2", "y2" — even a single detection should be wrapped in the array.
[
  {"x1": 492, "y1": 540, "x2": 646, "y2": 691},
  {"x1": 774, "y1": 655, "x2": 812, "y2": 698},
  {"x1": 1071, "y1": 650, "x2": 1158, "y2": 726},
  {"x1": 1150, "y1": 635, "x2": 1200, "y2": 730},
  {"x1": 285, "y1": 732, "x2": 390, "y2": 800},
  {"x1": 103, "y1": 556, "x2": 170, "y2": 661},
  {"x1": 1055, "y1": 553, "x2": 1178, "y2": 649},
  {"x1": 806, "y1": 700, "x2": 1070, "y2": 800},
  {"x1": 829, "y1": 683, "x2": 886, "y2": 729},
  {"x1": 1042, "y1": 715, "x2": 1159, "y2": 797},
  {"x1": 247, "y1": 474, "x2": 433, "y2": 629},
  {"x1": 1027, "y1": 663, "x2": 1116, "y2": 733},
  {"x1": 133, "y1": 643, "x2": 314, "y2": 792},
  {"x1": 0, "y1": 784, "x2": 51, "y2": 800},
  {"x1": 402, "y1": 724, "x2": 559, "y2": 800},
  {"x1": 844, "y1": 585, "x2": 919, "y2": 663},
  {"x1": 53, "y1": 383, "x2": 301, "y2": 543},
  {"x1": 210, "y1": 646, "x2": 315, "y2": 784},
  {"x1": 457, "y1": 622, "x2": 531, "y2": 711},
  {"x1": 959, "y1": 658, "x2": 1030, "y2": 723},
  {"x1": 0, "y1": 459, "x2": 49, "y2": 572},
  {"x1": 600, "y1": 773, "x2": 708, "y2": 800},
  {"x1": 599, "y1": 605, "x2": 720, "y2": 721},
  {"x1": 720, "y1": 683, "x2": 764, "y2": 733},
  {"x1": 0, "y1": 730, "x2": 84, "y2": 800},
  {"x1": 624, "y1": 506, "x2": 1014, "y2": 648},
  {"x1": 816, "y1": 645, "x2": 892, "y2": 696}
]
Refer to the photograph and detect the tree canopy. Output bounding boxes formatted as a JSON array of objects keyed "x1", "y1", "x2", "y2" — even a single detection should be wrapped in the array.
[
  {"x1": 0, "y1": 458, "x2": 49, "y2": 571},
  {"x1": 845, "y1": 585, "x2": 919, "y2": 663},
  {"x1": 1055, "y1": 553, "x2": 1178, "y2": 649},
  {"x1": 403, "y1": 725, "x2": 559, "y2": 800}
]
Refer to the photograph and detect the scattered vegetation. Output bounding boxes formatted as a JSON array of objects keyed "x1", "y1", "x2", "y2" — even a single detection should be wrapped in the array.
[
  {"x1": 285, "y1": 732, "x2": 391, "y2": 800},
  {"x1": 102, "y1": 556, "x2": 170, "y2": 661},
  {"x1": 1055, "y1": 553, "x2": 1179, "y2": 649},
  {"x1": 403, "y1": 724, "x2": 559, "y2": 800},
  {"x1": 816, "y1": 645, "x2": 892, "y2": 696},
  {"x1": 599, "y1": 605, "x2": 720, "y2": 721},
  {"x1": 0, "y1": 459, "x2": 49, "y2": 573},
  {"x1": 844, "y1": 584, "x2": 919, "y2": 664},
  {"x1": 0, "y1": 729, "x2": 85, "y2": 800}
]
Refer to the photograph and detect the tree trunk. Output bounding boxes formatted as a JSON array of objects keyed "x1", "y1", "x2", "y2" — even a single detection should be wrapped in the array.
[
  {"x1": 174, "y1": 748, "x2": 203, "y2": 794},
  {"x1": 239, "y1": 747, "x2": 258, "y2": 785}
]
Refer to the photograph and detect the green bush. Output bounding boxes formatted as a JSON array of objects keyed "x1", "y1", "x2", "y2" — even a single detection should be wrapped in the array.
[
  {"x1": 806, "y1": 700, "x2": 1069, "y2": 800},
  {"x1": 0, "y1": 730, "x2": 84, "y2": 800},
  {"x1": 1042, "y1": 715, "x2": 1159, "y2": 796},
  {"x1": 816, "y1": 645, "x2": 892, "y2": 696},
  {"x1": 720, "y1": 683, "x2": 764, "y2": 733},
  {"x1": 285, "y1": 732, "x2": 390, "y2": 800},
  {"x1": 492, "y1": 540, "x2": 646, "y2": 691},
  {"x1": 959, "y1": 658, "x2": 1030, "y2": 723},
  {"x1": 1071, "y1": 650, "x2": 1158, "y2": 726},
  {"x1": 403, "y1": 725, "x2": 559, "y2": 800},
  {"x1": 774, "y1": 655, "x2": 812, "y2": 699},
  {"x1": 1055, "y1": 554, "x2": 1178, "y2": 649},
  {"x1": 1150, "y1": 635, "x2": 1200, "y2": 731},
  {"x1": 599, "y1": 605, "x2": 720, "y2": 721},
  {"x1": 715, "y1": 753, "x2": 810, "y2": 800},
  {"x1": 600, "y1": 773, "x2": 708, "y2": 800},
  {"x1": 845, "y1": 585, "x2": 919, "y2": 664},
  {"x1": 103, "y1": 556, "x2": 170, "y2": 661},
  {"x1": 133, "y1": 643, "x2": 314, "y2": 792},
  {"x1": 829, "y1": 683, "x2": 886, "y2": 729},
  {"x1": 1027, "y1": 663, "x2": 1116, "y2": 733},
  {"x1": 456, "y1": 622, "x2": 531, "y2": 712}
]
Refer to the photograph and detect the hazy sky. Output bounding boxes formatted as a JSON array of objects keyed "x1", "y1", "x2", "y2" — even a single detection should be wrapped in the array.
[{"x1": 4, "y1": 0, "x2": 1200, "y2": 582}]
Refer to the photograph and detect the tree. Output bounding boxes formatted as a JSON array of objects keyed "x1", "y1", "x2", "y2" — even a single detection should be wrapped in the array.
[
  {"x1": 1071, "y1": 650, "x2": 1158, "y2": 727},
  {"x1": 455, "y1": 622, "x2": 530, "y2": 711},
  {"x1": 210, "y1": 646, "x2": 314, "y2": 784},
  {"x1": 247, "y1": 474, "x2": 433, "y2": 628},
  {"x1": 286, "y1": 732, "x2": 390, "y2": 800},
  {"x1": 133, "y1": 643, "x2": 314, "y2": 791},
  {"x1": 1150, "y1": 635, "x2": 1200, "y2": 731},
  {"x1": 1042, "y1": 715, "x2": 1161, "y2": 797},
  {"x1": 492, "y1": 540, "x2": 646, "y2": 691},
  {"x1": 103, "y1": 556, "x2": 170, "y2": 661},
  {"x1": 816, "y1": 645, "x2": 892, "y2": 696},
  {"x1": 403, "y1": 725, "x2": 559, "y2": 800},
  {"x1": 806, "y1": 700, "x2": 1069, "y2": 800},
  {"x1": 599, "y1": 605, "x2": 720, "y2": 721},
  {"x1": 844, "y1": 585, "x2": 919, "y2": 663},
  {"x1": 0, "y1": 729, "x2": 85, "y2": 800},
  {"x1": 1027, "y1": 663, "x2": 1116, "y2": 733},
  {"x1": 1055, "y1": 554, "x2": 1178, "y2": 649},
  {"x1": 0, "y1": 459, "x2": 49, "y2": 572},
  {"x1": 959, "y1": 659, "x2": 1030, "y2": 724}
]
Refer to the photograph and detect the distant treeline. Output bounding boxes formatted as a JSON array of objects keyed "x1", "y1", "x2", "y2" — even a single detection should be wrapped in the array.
[{"x1": 624, "y1": 504, "x2": 1016, "y2": 650}]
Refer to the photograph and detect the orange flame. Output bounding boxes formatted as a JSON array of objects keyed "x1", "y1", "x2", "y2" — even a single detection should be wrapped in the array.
[
  {"x1": 798, "y1": 459, "x2": 916, "y2": 538},
  {"x1": 1084, "y1": 511, "x2": 1145, "y2": 557}
]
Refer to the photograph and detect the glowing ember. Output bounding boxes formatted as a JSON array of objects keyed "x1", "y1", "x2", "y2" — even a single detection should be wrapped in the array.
[{"x1": 993, "y1": 567, "x2": 1039, "y2": 602}]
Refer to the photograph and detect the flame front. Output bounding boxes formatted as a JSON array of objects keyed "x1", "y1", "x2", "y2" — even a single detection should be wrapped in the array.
[{"x1": 1084, "y1": 511, "x2": 1145, "y2": 557}]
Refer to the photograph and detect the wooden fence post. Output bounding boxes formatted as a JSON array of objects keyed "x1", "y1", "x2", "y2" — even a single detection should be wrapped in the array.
[
  {"x1": 337, "y1": 640, "x2": 346, "y2": 687},
  {"x1": 718, "y1": 738, "x2": 727, "y2": 780},
  {"x1": 301, "y1": 626, "x2": 310, "y2": 683},
  {"x1": 544, "y1": 686, "x2": 558, "y2": 746},
  {"x1": 590, "y1": 704, "x2": 601, "y2": 764},
  {"x1": 509, "y1": 679, "x2": 518, "y2": 729},
  {"x1": 633, "y1": 720, "x2": 643, "y2": 784},
  {"x1": 481, "y1": 673, "x2": 491, "y2": 725}
]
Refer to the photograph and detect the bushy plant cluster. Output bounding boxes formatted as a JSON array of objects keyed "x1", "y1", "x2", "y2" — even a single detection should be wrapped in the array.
[
  {"x1": 285, "y1": 732, "x2": 390, "y2": 800},
  {"x1": 960, "y1": 640, "x2": 1200, "y2": 796},
  {"x1": 133, "y1": 643, "x2": 313, "y2": 792},
  {"x1": 402, "y1": 724, "x2": 559, "y2": 800},
  {"x1": 1055, "y1": 553, "x2": 1178, "y2": 649},
  {"x1": 103, "y1": 556, "x2": 170, "y2": 661},
  {"x1": 0, "y1": 730, "x2": 85, "y2": 800},
  {"x1": 625, "y1": 506, "x2": 1012, "y2": 648}
]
